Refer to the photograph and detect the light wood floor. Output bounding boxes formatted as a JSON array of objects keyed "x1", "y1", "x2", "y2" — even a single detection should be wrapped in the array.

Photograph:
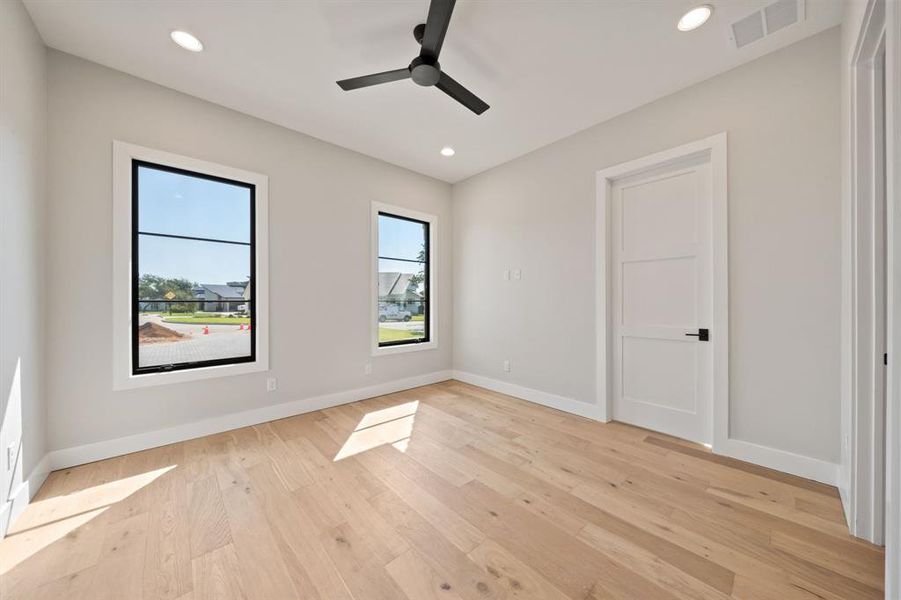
[{"x1": 0, "y1": 381, "x2": 885, "y2": 599}]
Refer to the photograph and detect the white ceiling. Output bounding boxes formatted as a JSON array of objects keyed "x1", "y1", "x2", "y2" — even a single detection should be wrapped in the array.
[{"x1": 24, "y1": 0, "x2": 841, "y2": 182}]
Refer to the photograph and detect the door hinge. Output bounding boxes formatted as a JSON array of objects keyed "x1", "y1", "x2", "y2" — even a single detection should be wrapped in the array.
[{"x1": 884, "y1": 353, "x2": 888, "y2": 366}]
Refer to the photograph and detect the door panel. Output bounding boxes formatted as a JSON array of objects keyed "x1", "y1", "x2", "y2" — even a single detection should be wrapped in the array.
[
  {"x1": 612, "y1": 162, "x2": 713, "y2": 444},
  {"x1": 621, "y1": 171, "x2": 698, "y2": 254},
  {"x1": 623, "y1": 337, "x2": 697, "y2": 413},
  {"x1": 622, "y1": 257, "x2": 697, "y2": 327}
]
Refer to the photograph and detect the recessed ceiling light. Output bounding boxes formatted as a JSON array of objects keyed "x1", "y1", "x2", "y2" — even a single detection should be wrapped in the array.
[
  {"x1": 440, "y1": 147, "x2": 455, "y2": 157},
  {"x1": 677, "y1": 5, "x2": 713, "y2": 32},
  {"x1": 170, "y1": 30, "x2": 204, "y2": 52}
]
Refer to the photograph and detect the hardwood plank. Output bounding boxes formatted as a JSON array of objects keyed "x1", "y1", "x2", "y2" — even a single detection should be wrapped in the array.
[
  {"x1": 187, "y1": 476, "x2": 232, "y2": 558},
  {"x1": 643, "y1": 436, "x2": 839, "y2": 497},
  {"x1": 2, "y1": 382, "x2": 882, "y2": 599},
  {"x1": 467, "y1": 538, "x2": 570, "y2": 600},
  {"x1": 219, "y1": 479, "x2": 301, "y2": 599},
  {"x1": 578, "y1": 521, "x2": 733, "y2": 600},
  {"x1": 191, "y1": 544, "x2": 248, "y2": 600},
  {"x1": 386, "y1": 549, "x2": 467, "y2": 600},
  {"x1": 246, "y1": 461, "x2": 353, "y2": 600},
  {"x1": 320, "y1": 521, "x2": 410, "y2": 600},
  {"x1": 368, "y1": 487, "x2": 508, "y2": 600}
]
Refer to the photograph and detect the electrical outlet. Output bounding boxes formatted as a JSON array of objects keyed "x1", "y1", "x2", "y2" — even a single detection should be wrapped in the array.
[
  {"x1": 364, "y1": 362, "x2": 372, "y2": 375},
  {"x1": 503, "y1": 360, "x2": 511, "y2": 373},
  {"x1": 513, "y1": 269, "x2": 522, "y2": 280},
  {"x1": 6, "y1": 443, "x2": 16, "y2": 470},
  {"x1": 266, "y1": 377, "x2": 277, "y2": 392}
]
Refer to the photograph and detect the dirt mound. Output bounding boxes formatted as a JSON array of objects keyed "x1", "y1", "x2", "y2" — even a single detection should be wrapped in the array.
[{"x1": 138, "y1": 321, "x2": 185, "y2": 343}]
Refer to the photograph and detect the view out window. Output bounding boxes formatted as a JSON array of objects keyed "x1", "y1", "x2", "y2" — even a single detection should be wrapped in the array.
[
  {"x1": 132, "y1": 161, "x2": 256, "y2": 374},
  {"x1": 378, "y1": 212, "x2": 430, "y2": 347}
]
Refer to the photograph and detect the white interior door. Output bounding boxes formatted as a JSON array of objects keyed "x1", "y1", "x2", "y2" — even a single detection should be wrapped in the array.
[{"x1": 611, "y1": 159, "x2": 713, "y2": 444}]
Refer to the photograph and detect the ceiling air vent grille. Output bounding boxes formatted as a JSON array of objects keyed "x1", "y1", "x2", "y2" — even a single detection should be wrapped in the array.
[
  {"x1": 732, "y1": 12, "x2": 764, "y2": 48},
  {"x1": 730, "y1": 0, "x2": 805, "y2": 49}
]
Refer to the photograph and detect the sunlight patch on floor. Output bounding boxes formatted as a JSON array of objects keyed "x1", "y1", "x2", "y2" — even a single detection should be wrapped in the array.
[
  {"x1": 334, "y1": 401, "x2": 418, "y2": 461},
  {"x1": 0, "y1": 465, "x2": 175, "y2": 574}
]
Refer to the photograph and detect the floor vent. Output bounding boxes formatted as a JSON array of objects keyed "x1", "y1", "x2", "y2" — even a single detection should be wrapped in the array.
[{"x1": 731, "y1": 0, "x2": 805, "y2": 49}]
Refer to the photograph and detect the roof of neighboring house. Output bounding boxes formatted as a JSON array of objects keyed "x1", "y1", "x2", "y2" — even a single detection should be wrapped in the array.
[
  {"x1": 378, "y1": 272, "x2": 422, "y2": 299},
  {"x1": 196, "y1": 284, "x2": 246, "y2": 299}
]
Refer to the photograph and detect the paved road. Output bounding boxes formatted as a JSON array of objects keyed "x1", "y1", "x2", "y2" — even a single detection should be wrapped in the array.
[{"x1": 138, "y1": 314, "x2": 250, "y2": 367}]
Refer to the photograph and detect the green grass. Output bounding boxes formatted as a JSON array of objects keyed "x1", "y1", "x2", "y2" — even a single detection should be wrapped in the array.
[
  {"x1": 163, "y1": 316, "x2": 250, "y2": 325},
  {"x1": 378, "y1": 327, "x2": 424, "y2": 343},
  {"x1": 411, "y1": 314, "x2": 425, "y2": 322}
]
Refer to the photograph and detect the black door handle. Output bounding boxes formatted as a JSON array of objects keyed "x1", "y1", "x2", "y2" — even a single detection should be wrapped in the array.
[{"x1": 685, "y1": 328, "x2": 709, "y2": 342}]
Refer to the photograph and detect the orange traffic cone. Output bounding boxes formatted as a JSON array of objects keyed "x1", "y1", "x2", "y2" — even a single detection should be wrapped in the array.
[{"x1": 202, "y1": 326, "x2": 209, "y2": 335}]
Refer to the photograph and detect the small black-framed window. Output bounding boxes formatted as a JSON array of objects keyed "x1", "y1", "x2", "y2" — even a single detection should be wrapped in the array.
[
  {"x1": 377, "y1": 212, "x2": 430, "y2": 347},
  {"x1": 131, "y1": 159, "x2": 256, "y2": 374}
]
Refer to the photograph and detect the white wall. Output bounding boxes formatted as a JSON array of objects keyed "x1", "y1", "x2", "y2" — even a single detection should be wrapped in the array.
[
  {"x1": 453, "y1": 28, "x2": 842, "y2": 466},
  {"x1": 45, "y1": 51, "x2": 452, "y2": 455},
  {"x1": 0, "y1": 0, "x2": 48, "y2": 530}
]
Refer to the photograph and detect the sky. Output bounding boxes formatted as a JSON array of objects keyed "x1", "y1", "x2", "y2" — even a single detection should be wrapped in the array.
[
  {"x1": 137, "y1": 164, "x2": 426, "y2": 286},
  {"x1": 378, "y1": 214, "x2": 427, "y2": 287},
  {"x1": 138, "y1": 165, "x2": 251, "y2": 285}
]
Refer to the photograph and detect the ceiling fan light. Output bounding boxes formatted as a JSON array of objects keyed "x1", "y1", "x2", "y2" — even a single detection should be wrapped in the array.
[
  {"x1": 440, "y1": 147, "x2": 455, "y2": 157},
  {"x1": 677, "y1": 5, "x2": 713, "y2": 32}
]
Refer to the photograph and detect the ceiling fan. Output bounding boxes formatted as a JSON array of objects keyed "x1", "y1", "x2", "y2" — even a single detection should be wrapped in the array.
[{"x1": 336, "y1": 0, "x2": 489, "y2": 115}]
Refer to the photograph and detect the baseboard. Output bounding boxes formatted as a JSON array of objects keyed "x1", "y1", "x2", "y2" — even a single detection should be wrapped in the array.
[
  {"x1": 452, "y1": 370, "x2": 603, "y2": 420},
  {"x1": 716, "y1": 438, "x2": 839, "y2": 487},
  {"x1": 452, "y1": 371, "x2": 838, "y2": 487},
  {"x1": 1, "y1": 453, "x2": 51, "y2": 536},
  {"x1": 48, "y1": 370, "x2": 453, "y2": 471},
  {"x1": 838, "y1": 482, "x2": 855, "y2": 535}
]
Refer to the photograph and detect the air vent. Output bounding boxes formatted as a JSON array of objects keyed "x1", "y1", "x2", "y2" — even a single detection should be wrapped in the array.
[
  {"x1": 731, "y1": 0, "x2": 805, "y2": 49},
  {"x1": 732, "y1": 12, "x2": 764, "y2": 48},
  {"x1": 765, "y1": 0, "x2": 800, "y2": 33}
]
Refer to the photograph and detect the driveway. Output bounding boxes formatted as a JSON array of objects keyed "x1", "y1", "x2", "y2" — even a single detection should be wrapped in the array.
[{"x1": 138, "y1": 314, "x2": 251, "y2": 367}]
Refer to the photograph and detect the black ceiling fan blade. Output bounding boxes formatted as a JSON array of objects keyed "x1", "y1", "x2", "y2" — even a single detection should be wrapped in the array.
[
  {"x1": 337, "y1": 68, "x2": 410, "y2": 91},
  {"x1": 436, "y1": 72, "x2": 489, "y2": 115},
  {"x1": 420, "y1": 0, "x2": 456, "y2": 59}
]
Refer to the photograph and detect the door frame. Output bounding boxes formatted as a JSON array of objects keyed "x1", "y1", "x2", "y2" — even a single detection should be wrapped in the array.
[
  {"x1": 844, "y1": 0, "x2": 901, "y2": 587},
  {"x1": 843, "y1": 0, "x2": 896, "y2": 550},
  {"x1": 886, "y1": 0, "x2": 901, "y2": 590},
  {"x1": 595, "y1": 132, "x2": 729, "y2": 448}
]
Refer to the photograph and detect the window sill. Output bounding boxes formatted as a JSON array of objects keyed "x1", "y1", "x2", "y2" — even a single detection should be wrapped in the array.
[
  {"x1": 113, "y1": 359, "x2": 268, "y2": 390},
  {"x1": 372, "y1": 340, "x2": 438, "y2": 357}
]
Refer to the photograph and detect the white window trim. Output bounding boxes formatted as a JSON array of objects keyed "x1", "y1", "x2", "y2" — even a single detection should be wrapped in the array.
[
  {"x1": 371, "y1": 201, "x2": 438, "y2": 356},
  {"x1": 111, "y1": 141, "x2": 269, "y2": 390}
]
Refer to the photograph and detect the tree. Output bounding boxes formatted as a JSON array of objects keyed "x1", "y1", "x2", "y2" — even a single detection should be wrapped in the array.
[
  {"x1": 138, "y1": 275, "x2": 198, "y2": 314},
  {"x1": 407, "y1": 244, "x2": 427, "y2": 291}
]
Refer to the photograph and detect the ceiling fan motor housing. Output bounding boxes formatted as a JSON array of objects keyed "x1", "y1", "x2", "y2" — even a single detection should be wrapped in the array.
[{"x1": 410, "y1": 56, "x2": 441, "y2": 87}]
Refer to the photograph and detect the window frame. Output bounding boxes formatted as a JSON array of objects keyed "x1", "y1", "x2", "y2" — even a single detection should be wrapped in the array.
[
  {"x1": 371, "y1": 202, "x2": 438, "y2": 356},
  {"x1": 112, "y1": 141, "x2": 269, "y2": 389},
  {"x1": 131, "y1": 159, "x2": 257, "y2": 375}
]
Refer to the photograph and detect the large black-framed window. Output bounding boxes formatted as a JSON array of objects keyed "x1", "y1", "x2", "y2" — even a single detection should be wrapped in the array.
[
  {"x1": 377, "y1": 212, "x2": 430, "y2": 347},
  {"x1": 132, "y1": 159, "x2": 256, "y2": 374}
]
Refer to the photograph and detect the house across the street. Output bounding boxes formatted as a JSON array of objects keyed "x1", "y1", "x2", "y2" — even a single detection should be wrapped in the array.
[
  {"x1": 378, "y1": 272, "x2": 423, "y2": 314},
  {"x1": 193, "y1": 282, "x2": 247, "y2": 312}
]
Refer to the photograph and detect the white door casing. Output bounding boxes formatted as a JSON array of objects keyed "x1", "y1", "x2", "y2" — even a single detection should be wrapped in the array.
[
  {"x1": 599, "y1": 134, "x2": 836, "y2": 484},
  {"x1": 845, "y1": 0, "x2": 890, "y2": 546},
  {"x1": 610, "y1": 160, "x2": 713, "y2": 444}
]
